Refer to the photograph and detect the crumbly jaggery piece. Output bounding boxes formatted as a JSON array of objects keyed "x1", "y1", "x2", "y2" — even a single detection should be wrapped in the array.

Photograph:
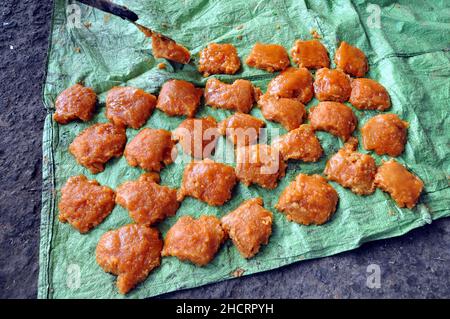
[
  {"x1": 221, "y1": 198, "x2": 273, "y2": 259},
  {"x1": 96, "y1": 224, "x2": 162, "y2": 294},
  {"x1": 53, "y1": 84, "x2": 97, "y2": 124},
  {"x1": 162, "y1": 215, "x2": 226, "y2": 266},
  {"x1": 374, "y1": 160, "x2": 423, "y2": 208},
  {"x1": 204, "y1": 78, "x2": 260, "y2": 113},
  {"x1": 125, "y1": 128, "x2": 176, "y2": 172},
  {"x1": 235, "y1": 144, "x2": 286, "y2": 189},
  {"x1": 290, "y1": 39, "x2": 330, "y2": 69},
  {"x1": 313, "y1": 68, "x2": 352, "y2": 102},
  {"x1": 258, "y1": 94, "x2": 306, "y2": 131},
  {"x1": 361, "y1": 114, "x2": 408, "y2": 156},
  {"x1": 324, "y1": 138, "x2": 377, "y2": 195},
  {"x1": 334, "y1": 41, "x2": 368, "y2": 77},
  {"x1": 116, "y1": 173, "x2": 179, "y2": 225},
  {"x1": 156, "y1": 79, "x2": 203, "y2": 118},
  {"x1": 69, "y1": 123, "x2": 127, "y2": 174},
  {"x1": 218, "y1": 112, "x2": 265, "y2": 147},
  {"x1": 349, "y1": 78, "x2": 390, "y2": 111},
  {"x1": 198, "y1": 43, "x2": 241, "y2": 76},
  {"x1": 309, "y1": 102, "x2": 357, "y2": 141},
  {"x1": 151, "y1": 33, "x2": 190, "y2": 64},
  {"x1": 173, "y1": 116, "x2": 219, "y2": 159},
  {"x1": 106, "y1": 86, "x2": 156, "y2": 129},
  {"x1": 245, "y1": 42, "x2": 290, "y2": 72},
  {"x1": 58, "y1": 175, "x2": 115, "y2": 233},
  {"x1": 178, "y1": 159, "x2": 237, "y2": 206},
  {"x1": 266, "y1": 67, "x2": 314, "y2": 104},
  {"x1": 276, "y1": 174, "x2": 338, "y2": 225},
  {"x1": 272, "y1": 124, "x2": 323, "y2": 162}
]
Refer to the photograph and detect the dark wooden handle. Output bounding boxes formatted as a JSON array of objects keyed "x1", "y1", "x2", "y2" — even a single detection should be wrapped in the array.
[{"x1": 76, "y1": 0, "x2": 139, "y2": 22}]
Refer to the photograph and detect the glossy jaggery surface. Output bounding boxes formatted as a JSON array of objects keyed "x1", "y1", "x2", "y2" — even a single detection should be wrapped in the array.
[
  {"x1": 53, "y1": 84, "x2": 97, "y2": 124},
  {"x1": 116, "y1": 173, "x2": 179, "y2": 225},
  {"x1": 58, "y1": 175, "x2": 115, "y2": 233},
  {"x1": 324, "y1": 138, "x2": 377, "y2": 195},
  {"x1": 156, "y1": 79, "x2": 203, "y2": 118},
  {"x1": 245, "y1": 42, "x2": 290, "y2": 72},
  {"x1": 124, "y1": 128, "x2": 176, "y2": 172},
  {"x1": 198, "y1": 43, "x2": 241, "y2": 76},
  {"x1": 313, "y1": 68, "x2": 352, "y2": 102},
  {"x1": 69, "y1": 123, "x2": 127, "y2": 174},
  {"x1": 96, "y1": 224, "x2": 162, "y2": 294},
  {"x1": 350, "y1": 78, "x2": 390, "y2": 111},
  {"x1": 266, "y1": 67, "x2": 314, "y2": 104},
  {"x1": 276, "y1": 174, "x2": 339, "y2": 225},
  {"x1": 258, "y1": 94, "x2": 306, "y2": 131},
  {"x1": 235, "y1": 144, "x2": 286, "y2": 189},
  {"x1": 335, "y1": 41, "x2": 368, "y2": 77},
  {"x1": 173, "y1": 116, "x2": 219, "y2": 159},
  {"x1": 309, "y1": 101, "x2": 357, "y2": 141},
  {"x1": 218, "y1": 112, "x2": 265, "y2": 147},
  {"x1": 221, "y1": 197, "x2": 273, "y2": 259},
  {"x1": 374, "y1": 160, "x2": 423, "y2": 208},
  {"x1": 106, "y1": 86, "x2": 156, "y2": 129},
  {"x1": 151, "y1": 33, "x2": 191, "y2": 64},
  {"x1": 272, "y1": 124, "x2": 323, "y2": 162},
  {"x1": 361, "y1": 114, "x2": 408, "y2": 156},
  {"x1": 162, "y1": 215, "x2": 226, "y2": 266},
  {"x1": 177, "y1": 159, "x2": 237, "y2": 206},
  {"x1": 204, "y1": 78, "x2": 260, "y2": 113},
  {"x1": 290, "y1": 39, "x2": 330, "y2": 69}
]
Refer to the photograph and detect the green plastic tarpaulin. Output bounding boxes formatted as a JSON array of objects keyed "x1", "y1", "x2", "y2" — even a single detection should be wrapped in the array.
[{"x1": 39, "y1": 0, "x2": 450, "y2": 298}]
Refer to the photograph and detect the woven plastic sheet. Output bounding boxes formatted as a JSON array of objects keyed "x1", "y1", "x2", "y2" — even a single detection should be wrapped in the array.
[{"x1": 39, "y1": 0, "x2": 450, "y2": 298}]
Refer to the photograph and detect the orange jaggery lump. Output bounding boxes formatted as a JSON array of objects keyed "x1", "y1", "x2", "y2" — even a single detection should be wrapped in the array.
[
  {"x1": 235, "y1": 144, "x2": 286, "y2": 189},
  {"x1": 96, "y1": 224, "x2": 162, "y2": 294},
  {"x1": 374, "y1": 160, "x2": 423, "y2": 208},
  {"x1": 198, "y1": 43, "x2": 241, "y2": 76},
  {"x1": 58, "y1": 175, "x2": 115, "y2": 233},
  {"x1": 272, "y1": 124, "x2": 323, "y2": 162},
  {"x1": 335, "y1": 41, "x2": 368, "y2": 77},
  {"x1": 361, "y1": 114, "x2": 408, "y2": 157},
  {"x1": 53, "y1": 84, "x2": 97, "y2": 124},
  {"x1": 173, "y1": 116, "x2": 219, "y2": 159},
  {"x1": 116, "y1": 173, "x2": 179, "y2": 225},
  {"x1": 349, "y1": 78, "x2": 390, "y2": 111},
  {"x1": 218, "y1": 112, "x2": 265, "y2": 147},
  {"x1": 124, "y1": 128, "x2": 176, "y2": 172},
  {"x1": 177, "y1": 159, "x2": 237, "y2": 206},
  {"x1": 156, "y1": 79, "x2": 203, "y2": 118},
  {"x1": 313, "y1": 68, "x2": 352, "y2": 102},
  {"x1": 257, "y1": 93, "x2": 306, "y2": 131},
  {"x1": 204, "y1": 78, "x2": 260, "y2": 113},
  {"x1": 162, "y1": 215, "x2": 226, "y2": 266},
  {"x1": 309, "y1": 102, "x2": 357, "y2": 141},
  {"x1": 151, "y1": 33, "x2": 190, "y2": 64},
  {"x1": 290, "y1": 39, "x2": 330, "y2": 69},
  {"x1": 276, "y1": 174, "x2": 338, "y2": 225},
  {"x1": 245, "y1": 42, "x2": 290, "y2": 72},
  {"x1": 324, "y1": 138, "x2": 377, "y2": 195},
  {"x1": 69, "y1": 123, "x2": 127, "y2": 174},
  {"x1": 221, "y1": 197, "x2": 273, "y2": 259},
  {"x1": 266, "y1": 67, "x2": 314, "y2": 104},
  {"x1": 106, "y1": 86, "x2": 156, "y2": 129}
]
